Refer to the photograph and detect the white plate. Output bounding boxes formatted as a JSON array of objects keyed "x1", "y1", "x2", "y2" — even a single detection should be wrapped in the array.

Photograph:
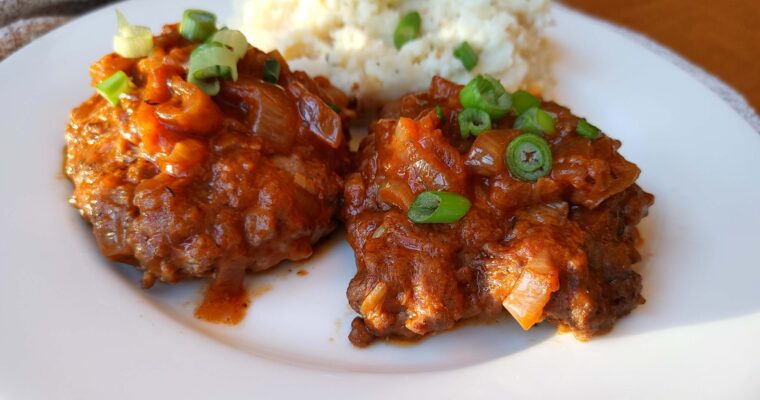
[{"x1": 1, "y1": 1, "x2": 759, "y2": 398}]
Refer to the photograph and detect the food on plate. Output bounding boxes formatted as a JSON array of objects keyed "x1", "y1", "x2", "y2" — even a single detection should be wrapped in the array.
[
  {"x1": 342, "y1": 75, "x2": 654, "y2": 346},
  {"x1": 233, "y1": 0, "x2": 552, "y2": 110},
  {"x1": 65, "y1": 10, "x2": 351, "y2": 323}
]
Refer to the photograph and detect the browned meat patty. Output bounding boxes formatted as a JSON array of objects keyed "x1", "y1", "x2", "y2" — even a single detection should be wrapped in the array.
[
  {"x1": 65, "y1": 24, "x2": 350, "y2": 322},
  {"x1": 342, "y1": 76, "x2": 653, "y2": 346}
]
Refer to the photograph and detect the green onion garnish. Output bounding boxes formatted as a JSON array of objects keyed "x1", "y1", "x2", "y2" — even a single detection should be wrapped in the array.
[
  {"x1": 435, "y1": 105, "x2": 444, "y2": 121},
  {"x1": 208, "y1": 29, "x2": 248, "y2": 59},
  {"x1": 329, "y1": 103, "x2": 342, "y2": 114},
  {"x1": 458, "y1": 108, "x2": 492, "y2": 139},
  {"x1": 187, "y1": 42, "x2": 238, "y2": 96},
  {"x1": 459, "y1": 75, "x2": 512, "y2": 119},
  {"x1": 96, "y1": 70, "x2": 134, "y2": 106},
  {"x1": 194, "y1": 65, "x2": 233, "y2": 80},
  {"x1": 511, "y1": 90, "x2": 540, "y2": 115},
  {"x1": 513, "y1": 107, "x2": 556, "y2": 136},
  {"x1": 453, "y1": 41, "x2": 478, "y2": 71},
  {"x1": 407, "y1": 191, "x2": 471, "y2": 224},
  {"x1": 505, "y1": 133, "x2": 553, "y2": 182},
  {"x1": 263, "y1": 59, "x2": 281, "y2": 83},
  {"x1": 504, "y1": 133, "x2": 552, "y2": 182},
  {"x1": 576, "y1": 118, "x2": 601, "y2": 139},
  {"x1": 394, "y1": 11, "x2": 421, "y2": 50},
  {"x1": 113, "y1": 10, "x2": 153, "y2": 58},
  {"x1": 180, "y1": 9, "x2": 217, "y2": 42}
]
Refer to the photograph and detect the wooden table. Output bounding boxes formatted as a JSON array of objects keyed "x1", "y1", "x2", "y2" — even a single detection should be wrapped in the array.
[{"x1": 561, "y1": 0, "x2": 760, "y2": 113}]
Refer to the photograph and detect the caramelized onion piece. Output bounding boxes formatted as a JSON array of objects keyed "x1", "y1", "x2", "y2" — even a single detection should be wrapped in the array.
[
  {"x1": 155, "y1": 75, "x2": 222, "y2": 135},
  {"x1": 220, "y1": 78, "x2": 299, "y2": 152},
  {"x1": 385, "y1": 116, "x2": 467, "y2": 193},
  {"x1": 89, "y1": 53, "x2": 136, "y2": 85},
  {"x1": 138, "y1": 48, "x2": 184, "y2": 104},
  {"x1": 378, "y1": 180, "x2": 415, "y2": 211},
  {"x1": 360, "y1": 282, "x2": 388, "y2": 320},
  {"x1": 158, "y1": 139, "x2": 207, "y2": 177},
  {"x1": 287, "y1": 81, "x2": 343, "y2": 149},
  {"x1": 464, "y1": 129, "x2": 521, "y2": 176},
  {"x1": 134, "y1": 103, "x2": 179, "y2": 155},
  {"x1": 502, "y1": 251, "x2": 560, "y2": 330}
]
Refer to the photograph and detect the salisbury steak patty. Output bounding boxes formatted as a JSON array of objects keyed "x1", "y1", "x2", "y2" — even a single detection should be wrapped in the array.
[
  {"x1": 65, "y1": 24, "x2": 350, "y2": 310},
  {"x1": 342, "y1": 76, "x2": 653, "y2": 346}
]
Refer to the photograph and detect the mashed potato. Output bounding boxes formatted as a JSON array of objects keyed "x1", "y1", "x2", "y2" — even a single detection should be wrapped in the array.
[{"x1": 232, "y1": 0, "x2": 552, "y2": 109}]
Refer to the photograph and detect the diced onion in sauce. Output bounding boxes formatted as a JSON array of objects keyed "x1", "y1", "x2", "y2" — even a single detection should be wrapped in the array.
[
  {"x1": 159, "y1": 139, "x2": 207, "y2": 177},
  {"x1": 378, "y1": 180, "x2": 416, "y2": 211},
  {"x1": 502, "y1": 251, "x2": 560, "y2": 330},
  {"x1": 464, "y1": 129, "x2": 517, "y2": 176}
]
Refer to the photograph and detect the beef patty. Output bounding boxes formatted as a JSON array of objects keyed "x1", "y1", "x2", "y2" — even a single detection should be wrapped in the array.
[
  {"x1": 342, "y1": 76, "x2": 653, "y2": 346},
  {"x1": 65, "y1": 24, "x2": 350, "y2": 322}
]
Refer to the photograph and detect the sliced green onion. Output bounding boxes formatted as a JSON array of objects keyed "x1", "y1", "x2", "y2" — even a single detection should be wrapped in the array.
[
  {"x1": 329, "y1": 103, "x2": 342, "y2": 114},
  {"x1": 576, "y1": 118, "x2": 601, "y2": 139},
  {"x1": 194, "y1": 65, "x2": 232, "y2": 80},
  {"x1": 180, "y1": 9, "x2": 217, "y2": 42},
  {"x1": 394, "y1": 11, "x2": 421, "y2": 50},
  {"x1": 408, "y1": 191, "x2": 471, "y2": 224},
  {"x1": 505, "y1": 133, "x2": 553, "y2": 182},
  {"x1": 511, "y1": 90, "x2": 540, "y2": 115},
  {"x1": 113, "y1": 10, "x2": 153, "y2": 58},
  {"x1": 458, "y1": 108, "x2": 492, "y2": 139},
  {"x1": 459, "y1": 75, "x2": 512, "y2": 119},
  {"x1": 453, "y1": 41, "x2": 478, "y2": 71},
  {"x1": 191, "y1": 79, "x2": 220, "y2": 97},
  {"x1": 188, "y1": 42, "x2": 238, "y2": 96},
  {"x1": 96, "y1": 70, "x2": 134, "y2": 106},
  {"x1": 435, "y1": 105, "x2": 444, "y2": 121},
  {"x1": 513, "y1": 107, "x2": 556, "y2": 136},
  {"x1": 208, "y1": 29, "x2": 248, "y2": 59},
  {"x1": 263, "y1": 59, "x2": 281, "y2": 83}
]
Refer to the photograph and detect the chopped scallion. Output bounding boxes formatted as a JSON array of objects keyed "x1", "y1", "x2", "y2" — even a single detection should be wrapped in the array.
[
  {"x1": 435, "y1": 105, "x2": 444, "y2": 122},
  {"x1": 96, "y1": 70, "x2": 134, "y2": 106},
  {"x1": 408, "y1": 191, "x2": 471, "y2": 224},
  {"x1": 208, "y1": 29, "x2": 248, "y2": 59},
  {"x1": 458, "y1": 108, "x2": 492, "y2": 139},
  {"x1": 576, "y1": 118, "x2": 601, "y2": 139},
  {"x1": 112, "y1": 10, "x2": 153, "y2": 58},
  {"x1": 511, "y1": 90, "x2": 540, "y2": 115},
  {"x1": 187, "y1": 42, "x2": 238, "y2": 96},
  {"x1": 505, "y1": 133, "x2": 553, "y2": 182},
  {"x1": 329, "y1": 103, "x2": 342, "y2": 114},
  {"x1": 263, "y1": 59, "x2": 281, "y2": 83},
  {"x1": 180, "y1": 9, "x2": 217, "y2": 42},
  {"x1": 459, "y1": 75, "x2": 512, "y2": 119},
  {"x1": 513, "y1": 107, "x2": 556, "y2": 136},
  {"x1": 453, "y1": 41, "x2": 478, "y2": 71},
  {"x1": 394, "y1": 11, "x2": 421, "y2": 49}
]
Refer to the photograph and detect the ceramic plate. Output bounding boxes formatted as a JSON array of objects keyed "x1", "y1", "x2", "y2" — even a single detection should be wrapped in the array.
[{"x1": 1, "y1": 1, "x2": 759, "y2": 398}]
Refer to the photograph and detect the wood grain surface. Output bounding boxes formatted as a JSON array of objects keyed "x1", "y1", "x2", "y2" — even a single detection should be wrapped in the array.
[{"x1": 561, "y1": 0, "x2": 760, "y2": 113}]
